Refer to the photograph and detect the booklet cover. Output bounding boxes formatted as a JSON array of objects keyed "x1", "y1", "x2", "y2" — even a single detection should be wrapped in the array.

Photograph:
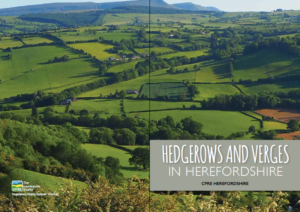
[{"x1": 0, "y1": 0, "x2": 300, "y2": 211}]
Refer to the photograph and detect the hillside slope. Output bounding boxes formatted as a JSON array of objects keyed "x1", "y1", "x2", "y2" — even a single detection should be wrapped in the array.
[
  {"x1": 0, "y1": 0, "x2": 174, "y2": 16},
  {"x1": 172, "y1": 2, "x2": 220, "y2": 11}
]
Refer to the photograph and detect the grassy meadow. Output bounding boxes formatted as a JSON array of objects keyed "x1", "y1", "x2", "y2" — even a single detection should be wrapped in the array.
[{"x1": 82, "y1": 144, "x2": 149, "y2": 179}]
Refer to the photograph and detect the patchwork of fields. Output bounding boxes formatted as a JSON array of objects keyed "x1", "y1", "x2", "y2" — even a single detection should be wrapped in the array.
[{"x1": 139, "y1": 83, "x2": 190, "y2": 99}]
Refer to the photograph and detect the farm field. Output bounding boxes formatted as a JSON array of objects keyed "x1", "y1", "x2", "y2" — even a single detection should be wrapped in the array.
[
  {"x1": 82, "y1": 144, "x2": 149, "y2": 179},
  {"x1": 150, "y1": 59, "x2": 232, "y2": 83},
  {"x1": 277, "y1": 131, "x2": 300, "y2": 140},
  {"x1": 158, "y1": 49, "x2": 210, "y2": 59},
  {"x1": 234, "y1": 49, "x2": 300, "y2": 81},
  {"x1": 139, "y1": 83, "x2": 190, "y2": 99},
  {"x1": 0, "y1": 37, "x2": 23, "y2": 49},
  {"x1": 256, "y1": 109, "x2": 300, "y2": 123},
  {"x1": 124, "y1": 99, "x2": 197, "y2": 112},
  {"x1": 98, "y1": 32, "x2": 137, "y2": 42},
  {"x1": 262, "y1": 121, "x2": 287, "y2": 131},
  {"x1": 108, "y1": 60, "x2": 142, "y2": 73},
  {"x1": 129, "y1": 110, "x2": 261, "y2": 137},
  {"x1": 69, "y1": 42, "x2": 117, "y2": 60},
  {"x1": 70, "y1": 99, "x2": 121, "y2": 114},
  {"x1": 137, "y1": 47, "x2": 173, "y2": 54},
  {"x1": 193, "y1": 84, "x2": 240, "y2": 100},
  {"x1": 22, "y1": 37, "x2": 53, "y2": 45},
  {"x1": 237, "y1": 81, "x2": 300, "y2": 94}
]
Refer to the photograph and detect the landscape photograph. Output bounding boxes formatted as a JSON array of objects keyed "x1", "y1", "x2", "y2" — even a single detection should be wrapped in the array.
[{"x1": 0, "y1": 0, "x2": 300, "y2": 211}]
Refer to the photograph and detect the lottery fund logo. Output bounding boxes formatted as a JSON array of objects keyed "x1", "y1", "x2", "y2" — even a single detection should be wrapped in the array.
[{"x1": 12, "y1": 181, "x2": 23, "y2": 192}]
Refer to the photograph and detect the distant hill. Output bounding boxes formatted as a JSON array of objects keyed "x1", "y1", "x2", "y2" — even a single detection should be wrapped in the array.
[
  {"x1": 0, "y1": 0, "x2": 219, "y2": 16},
  {"x1": 0, "y1": 0, "x2": 173, "y2": 16},
  {"x1": 172, "y1": 2, "x2": 220, "y2": 12}
]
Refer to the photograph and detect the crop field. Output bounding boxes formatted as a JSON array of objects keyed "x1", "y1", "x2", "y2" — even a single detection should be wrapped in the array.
[
  {"x1": 0, "y1": 46, "x2": 102, "y2": 98},
  {"x1": 69, "y1": 42, "x2": 117, "y2": 60},
  {"x1": 22, "y1": 37, "x2": 53, "y2": 45},
  {"x1": 139, "y1": 82, "x2": 190, "y2": 99},
  {"x1": 103, "y1": 14, "x2": 150, "y2": 25},
  {"x1": 123, "y1": 99, "x2": 197, "y2": 112},
  {"x1": 0, "y1": 37, "x2": 23, "y2": 49},
  {"x1": 256, "y1": 109, "x2": 300, "y2": 123},
  {"x1": 82, "y1": 144, "x2": 149, "y2": 179},
  {"x1": 130, "y1": 110, "x2": 260, "y2": 137},
  {"x1": 237, "y1": 81, "x2": 300, "y2": 94},
  {"x1": 70, "y1": 99, "x2": 121, "y2": 114},
  {"x1": 234, "y1": 49, "x2": 300, "y2": 81},
  {"x1": 193, "y1": 84, "x2": 240, "y2": 100},
  {"x1": 277, "y1": 131, "x2": 300, "y2": 140},
  {"x1": 158, "y1": 49, "x2": 210, "y2": 59}
]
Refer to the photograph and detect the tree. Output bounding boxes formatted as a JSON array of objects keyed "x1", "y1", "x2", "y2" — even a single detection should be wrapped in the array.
[
  {"x1": 249, "y1": 125, "x2": 256, "y2": 133},
  {"x1": 129, "y1": 148, "x2": 150, "y2": 170},
  {"x1": 188, "y1": 85, "x2": 200, "y2": 98},
  {"x1": 31, "y1": 107, "x2": 38, "y2": 117},
  {"x1": 287, "y1": 119, "x2": 299, "y2": 132},
  {"x1": 119, "y1": 90, "x2": 127, "y2": 99}
]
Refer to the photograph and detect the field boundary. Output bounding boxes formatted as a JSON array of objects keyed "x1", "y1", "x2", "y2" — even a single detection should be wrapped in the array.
[
  {"x1": 232, "y1": 84, "x2": 244, "y2": 94},
  {"x1": 239, "y1": 111, "x2": 263, "y2": 129}
]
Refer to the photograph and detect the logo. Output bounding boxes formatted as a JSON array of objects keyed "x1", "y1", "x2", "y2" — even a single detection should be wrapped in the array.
[{"x1": 12, "y1": 181, "x2": 23, "y2": 192}]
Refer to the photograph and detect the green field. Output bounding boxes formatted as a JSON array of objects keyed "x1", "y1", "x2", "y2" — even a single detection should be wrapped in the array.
[
  {"x1": 0, "y1": 46, "x2": 102, "y2": 98},
  {"x1": 22, "y1": 37, "x2": 53, "y2": 45},
  {"x1": 69, "y1": 42, "x2": 117, "y2": 60},
  {"x1": 70, "y1": 99, "x2": 121, "y2": 114},
  {"x1": 263, "y1": 121, "x2": 287, "y2": 131},
  {"x1": 139, "y1": 82, "x2": 190, "y2": 99},
  {"x1": 136, "y1": 47, "x2": 173, "y2": 54},
  {"x1": 108, "y1": 60, "x2": 142, "y2": 73},
  {"x1": 129, "y1": 110, "x2": 260, "y2": 137},
  {"x1": 193, "y1": 84, "x2": 240, "y2": 100},
  {"x1": 158, "y1": 49, "x2": 210, "y2": 59},
  {"x1": 234, "y1": 49, "x2": 300, "y2": 81},
  {"x1": 0, "y1": 37, "x2": 23, "y2": 49},
  {"x1": 82, "y1": 144, "x2": 149, "y2": 179},
  {"x1": 124, "y1": 99, "x2": 197, "y2": 112},
  {"x1": 237, "y1": 81, "x2": 300, "y2": 94}
]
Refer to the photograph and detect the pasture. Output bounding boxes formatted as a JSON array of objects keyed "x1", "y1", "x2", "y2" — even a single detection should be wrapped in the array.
[
  {"x1": 139, "y1": 83, "x2": 190, "y2": 99},
  {"x1": 123, "y1": 99, "x2": 197, "y2": 112},
  {"x1": 70, "y1": 99, "x2": 122, "y2": 114},
  {"x1": 234, "y1": 49, "x2": 300, "y2": 81},
  {"x1": 0, "y1": 46, "x2": 102, "y2": 98},
  {"x1": 69, "y1": 42, "x2": 117, "y2": 60},
  {"x1": 236, "y1": 81, "x2": 300, "y2": 94},
  {"x1": 108, "y1": 60, "x2": 142, "y2": 73},
  {"x1": 0, "y1": 37, "x2": 23, "y2": 49},
  {"x1": 136, "y1": 47, "x2": 173, "y2": 54},
  {"x1": 193, "y1": 84, "x2": 240, "y2": 100},
  {"x1": 263, "y1": 121, "x2": 287, "y2": 131},
  {"x1": 82, "y1": 144, "x2": 149, "y2": 179},
  {"x1": 130, "y1": 110, "x2": 260, "y2": 137},
  {"x1": 22, "y1": 37, "x2": 53, "y2": 45},
  {"x1": 256, "y1": 109, "x2": 300, "y2": 123},
  {"x1": 158, "y1": 49, "x2": 209, "y2": 59}
]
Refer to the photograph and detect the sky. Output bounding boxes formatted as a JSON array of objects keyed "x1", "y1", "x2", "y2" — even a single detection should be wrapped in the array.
[{"x1": 0, "y1": 0, "x2": 300, "y2": 12}]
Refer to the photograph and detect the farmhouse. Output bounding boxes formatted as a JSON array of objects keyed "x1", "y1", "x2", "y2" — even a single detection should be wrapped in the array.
[
  {"x1": 169, "y1": 34, "x2": 174, "y2": 37},
  {"x1": 109, "y1": 57, "x2": 116, "y2": 61},
  {"x1": 132, "y1": 56, "x2": 140, "y2": 60},
  {"x1": 60, "y1": 97, "x2": 77, "y2": 105},
  {"x1": 126, "y1": 90, "x2": 138, "y2": 94}
]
